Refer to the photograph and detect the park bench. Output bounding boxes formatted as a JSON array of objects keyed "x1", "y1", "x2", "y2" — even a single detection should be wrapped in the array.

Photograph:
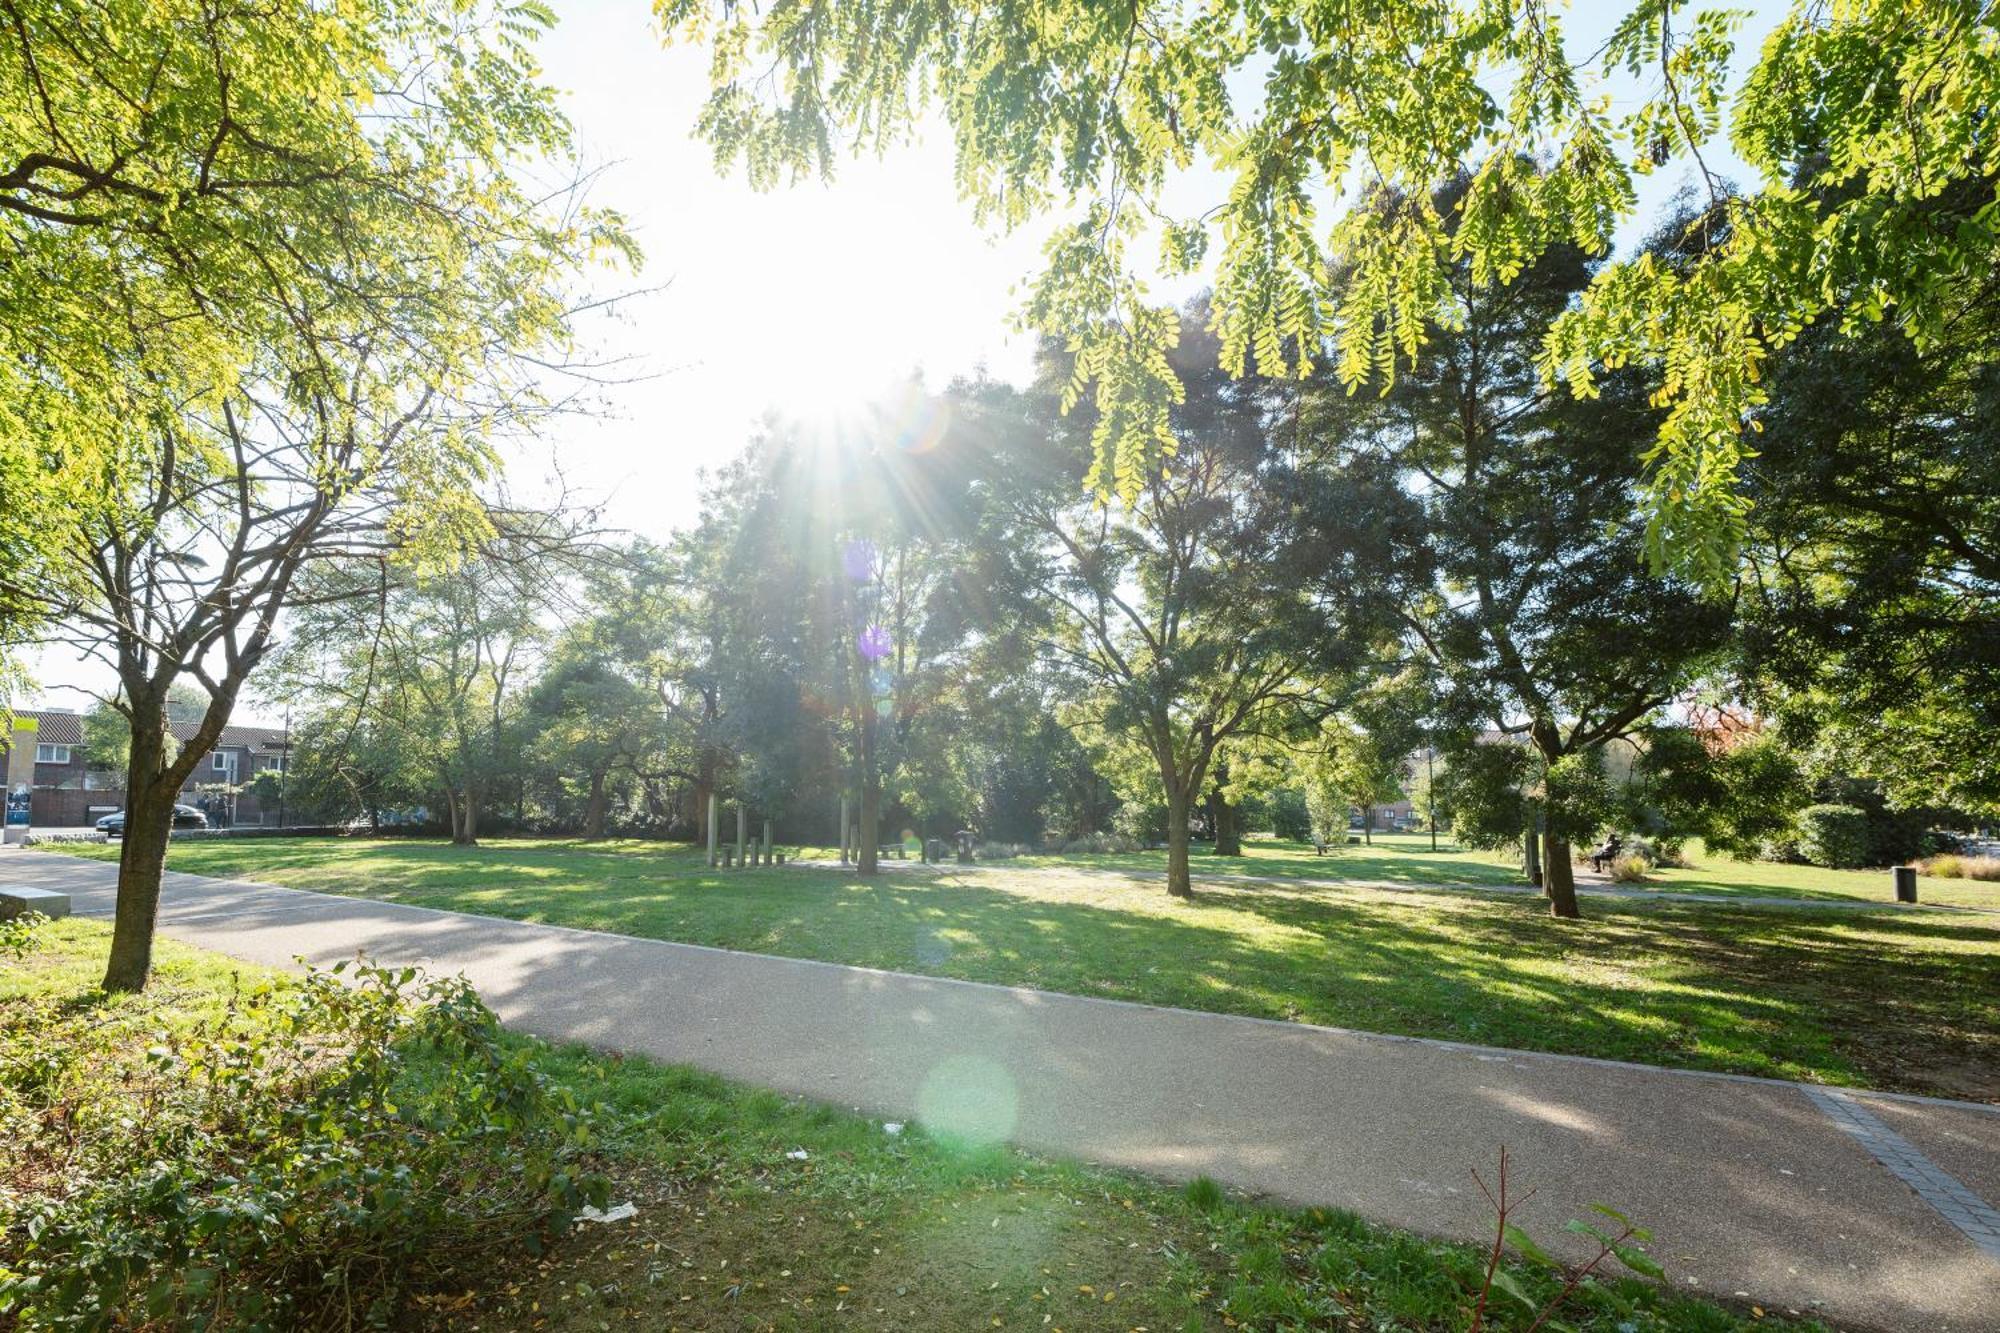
[{"x1": 1586, "y1": 834, "x2": 1623, "y2": 874}]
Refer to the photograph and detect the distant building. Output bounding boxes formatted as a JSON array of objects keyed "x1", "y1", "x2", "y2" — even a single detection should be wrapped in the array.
[{"x1": 2, "y1": 708, "x2": 290, "y2": 828}]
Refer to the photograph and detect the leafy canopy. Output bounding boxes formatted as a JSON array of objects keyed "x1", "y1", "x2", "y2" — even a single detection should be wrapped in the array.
[{"x1": 657, "y1": 0, "x2": 2000, "y2": 581}]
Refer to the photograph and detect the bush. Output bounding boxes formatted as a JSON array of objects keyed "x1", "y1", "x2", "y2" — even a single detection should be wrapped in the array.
[
  {"x1": 975, "y1": 841, "x2": 1031, "y2": 860},
  {"x1": 1606, "y1": 853, "x2": 1652, "y2": 883},
  {"x1": 1917, "y1": 854, "x2": 2000, "y2": 881},
  {"x1": 0, "y1": 909, "x2": 45, "y2": 960},
  {"x1": 1795, "y1": 803, "x2": 1873, "y2": 869},
  {"x1": 1268, "y1": 788, "x2": 1312, "y2": 842},
  {"x1": 1623, "y1": 834, "x2": 1684, "y2": 869},
  {"x1": 1057, "y1": 832, "x2": 1139, "y2": 855},
  {"x1": 0, "y1": 960, "x2": 605, "y2": 1330}
]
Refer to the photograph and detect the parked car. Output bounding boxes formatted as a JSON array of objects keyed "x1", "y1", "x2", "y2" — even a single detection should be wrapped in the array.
[{"x1": 96, "y1": 805, "x2": 210, "y2": 835}]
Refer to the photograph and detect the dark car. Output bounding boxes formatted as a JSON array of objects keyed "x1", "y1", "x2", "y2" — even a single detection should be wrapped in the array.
[{"x1": 96, "y1": 805, "x2": 210, "y2": 836}]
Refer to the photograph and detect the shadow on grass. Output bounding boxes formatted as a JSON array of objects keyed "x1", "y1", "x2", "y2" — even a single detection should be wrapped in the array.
[{"x1": 65, "y1": 836, "x2": 2000, "y2": 1100}]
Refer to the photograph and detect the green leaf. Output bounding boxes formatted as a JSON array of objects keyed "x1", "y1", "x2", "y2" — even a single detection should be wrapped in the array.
[
  {"x1": 1488, "y1": 1267, "x2": 1538, "y2": 1310},
  {"x1": 1502, "y1": 1222, "x2": 1559, "y2": 1268}
]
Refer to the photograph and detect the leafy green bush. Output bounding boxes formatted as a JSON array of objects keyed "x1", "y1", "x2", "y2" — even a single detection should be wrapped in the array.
[
  {"x1": 0, "y1": 910, "x2": 44, "y2": 960},
  {"x1": 1795, "y1": 804, "x2": 1873, "y2": 869},
  {"x1": 0, "y1": 960, "x2": 605, "y2": 1330},
  {"x1": 1606, "y1": 854, "x2": 1652, "y2": 884},
  {"x1": 1268, "y1": 788, "x2": 1312, "y2": 842}
]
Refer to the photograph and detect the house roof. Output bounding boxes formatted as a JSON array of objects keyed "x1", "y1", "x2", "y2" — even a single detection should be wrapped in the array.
[{"x1": 8, "y1": 709, "x2": 287, "y2": 753}]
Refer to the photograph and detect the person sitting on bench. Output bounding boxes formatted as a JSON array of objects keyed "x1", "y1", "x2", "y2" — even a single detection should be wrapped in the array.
[{"x1": 1586, "y1": 832, "x2": 1624, "y2": 874}]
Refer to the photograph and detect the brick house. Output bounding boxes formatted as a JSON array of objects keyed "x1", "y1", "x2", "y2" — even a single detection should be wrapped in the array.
[{"x1": 3, "y1": 708, "x2": 291, "y2": 828}]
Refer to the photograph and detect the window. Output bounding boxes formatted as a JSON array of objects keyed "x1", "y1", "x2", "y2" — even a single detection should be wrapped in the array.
[
  {"x1": 212, "y1": 752, "x2": 231, "y2": 772},
  {"x1": 35, "y1": 744, "x2": 70, "y2": 764}
]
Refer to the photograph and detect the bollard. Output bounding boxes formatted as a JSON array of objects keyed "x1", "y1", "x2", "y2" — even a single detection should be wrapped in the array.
[{"x1": 1894, "y1": 865, "x2": 1918, "y2": 904}]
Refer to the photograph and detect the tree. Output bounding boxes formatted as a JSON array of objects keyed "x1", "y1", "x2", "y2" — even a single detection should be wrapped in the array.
[
  {"x1": 962, "y1": 323, "x2": 1330, "y2": 897},
  {"x1": 281, "y1": 711, "x2": 433, "y2": 831},
  {"x1": 1, "y1": 0, "x2": 631, "y2": 991},
  {"x1": 1294, "y1": 189, "x2": 1736, "y2": 917},
  {"x1": 1740, "y1": 219, "x2": 2000, "y2": 822},
  {"x1": 78, "y1": 683, "x2": 203, "y2": 785},
  {"x1": 279, "y1": 549, "x2": 552, "y2": 846},
  {"x1": 657, "y1": 0, "x2": 2000, "y2": 578},
  {"x1": 523, "y1": 646, "x2": 669, "y2": 840},
  {"x1": 1314, "y1": 725, "x2": 1406, "y2": 847}
]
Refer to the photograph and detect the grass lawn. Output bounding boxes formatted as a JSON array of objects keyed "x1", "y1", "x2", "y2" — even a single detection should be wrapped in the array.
[
  {"x1": 55, "y1": 835, "x2": 2000, "y2": 1101},
  {"x1": 0, "y1": 918, "x2": 1812, "y2": 1331},
  {"x1": 981, "y1": 833, "x2": 2000, "y2": 909}
]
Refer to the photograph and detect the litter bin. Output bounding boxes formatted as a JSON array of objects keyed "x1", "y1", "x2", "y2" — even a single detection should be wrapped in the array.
[{"x1": 1893, "y1": 865, "x2": 1918, "y2": 904}]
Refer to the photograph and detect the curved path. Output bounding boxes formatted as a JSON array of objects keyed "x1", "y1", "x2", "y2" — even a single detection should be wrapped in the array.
[{"x1": 7, "y1": 849, "x2": 1997, "y2": 1331}]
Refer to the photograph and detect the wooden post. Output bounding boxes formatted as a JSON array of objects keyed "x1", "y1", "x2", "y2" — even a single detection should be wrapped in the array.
[{"x1": 707, "y1": 793, "x2": 718, "y2": 868}]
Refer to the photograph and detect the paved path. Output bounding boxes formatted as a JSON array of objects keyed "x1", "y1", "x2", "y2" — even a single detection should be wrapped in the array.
[{"x1": 8, "y1": 849, "x2": 1999, "y2": 1331}]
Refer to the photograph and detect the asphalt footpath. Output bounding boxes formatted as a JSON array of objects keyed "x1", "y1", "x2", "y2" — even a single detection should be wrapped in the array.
[{"x1": 6, "y1": 849, "x2": 1997, "y2": 1331}]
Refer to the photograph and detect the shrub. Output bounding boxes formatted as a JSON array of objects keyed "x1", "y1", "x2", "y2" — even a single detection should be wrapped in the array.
[
  {"x1": 1917, "y1": 854, "x2": 2000, "y2": 881},
  {"x1": 1623, "y1": 835, "x2": 1684, "y2": 869},
  {"x1": 975, "y1": 840, "x2": 1030, "y2": 860},
  {"x1": 1606, "y1": 854, "x2": 1652, "y2": 884},
  {"x1": 1058, "y1": 832, "x2": 1139, "y2": 855},
  {"x1": 1795, "y1": 803, "x2": 1873, "y2": 869},
  {"x1": 0, "y1": 909, "x2": 45, "y2": 960},
  {"x1": 0, "y1": 960, "x2": 605, "y2": 1330},
  {"x1": 1268, "y1": 788, "x2": 1312, "y2": 842}
]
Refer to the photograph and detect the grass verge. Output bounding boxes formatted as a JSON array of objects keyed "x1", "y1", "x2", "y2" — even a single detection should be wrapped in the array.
[{"x1": 1, "y1": 918, "x2": 1813, "y2": 1331}]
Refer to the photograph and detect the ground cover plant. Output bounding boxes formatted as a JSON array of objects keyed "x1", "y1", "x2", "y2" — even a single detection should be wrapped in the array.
[
  {"x1": 0, "y1": 918, "x2": 605, "y2": 1329},
  {"x1": 1, "y1": 917, "x2": 1817, "y2": 1332},
  {"x1": 53, "y1": 837, "x2": 2000, "y2": 1100}
]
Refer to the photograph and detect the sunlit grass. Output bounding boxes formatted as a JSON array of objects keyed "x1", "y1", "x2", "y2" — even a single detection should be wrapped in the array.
[{"x1": 51, "y1": 834, "x2": 2000, "y2": 1099}]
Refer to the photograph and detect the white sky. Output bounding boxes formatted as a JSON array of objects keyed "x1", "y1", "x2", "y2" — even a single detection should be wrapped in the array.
[{"x1": 24, "y1": 0, "x2": 1785, "y2": 720}]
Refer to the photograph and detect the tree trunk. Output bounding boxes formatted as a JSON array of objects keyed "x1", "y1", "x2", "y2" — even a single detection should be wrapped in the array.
[
  {"x1": 102, "y1": 719, "x2": 176, "y2": 993},
  {"x1": 1165, "y1": 783, "x2": 1193, "y2": 898},
  {"x1": 1211, "y1": 789, "x2": 1241, "y2": 856},
  {"x1": 1523, "y1": 815, "x2": 1542, "y2": 887},
  {"x1": 857, "y1": 679, "x2": 880, "y2": 875},
  {"x1": 1362, "y1": 805, "x2": 1373, "y2": 846},
  {"x1": 1544, "y1": 832, "x2": 1580, "y2": 918},
  {"x1": 450, "y1": 789, "x2": 479, "y2": 846},
  {"x1": 583, "y1": 768, "x2": 609, "y2": 840}
]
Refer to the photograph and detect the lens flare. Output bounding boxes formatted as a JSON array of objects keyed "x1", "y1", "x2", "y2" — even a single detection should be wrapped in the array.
[{"x1": 916, "y1": 1054, "x2": 1019, "y2": 1146}]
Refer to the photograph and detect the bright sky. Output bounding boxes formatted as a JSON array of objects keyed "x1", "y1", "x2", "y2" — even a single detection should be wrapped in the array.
[
  {"x1": 24, "y1": 0, "x2": 1787, "y2": 718},
  {"x1": 519, "y1": 0, "x2": 1053, "y2": 539}
]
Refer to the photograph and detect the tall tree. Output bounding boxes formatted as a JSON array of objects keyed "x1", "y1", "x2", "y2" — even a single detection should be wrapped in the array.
[
  {"x1": 1, "y1": 0, "x2": 631, "y2": 990},
  {"x1": 658, "y1": 0, "x2": 2000, "y2": 578},
  {"x1": 1295, "y1": 190, "x2": 1736, "y2": 916},
  {"x1": 962, "y1": 324, "x2": 1330, "y2": 897},
  {"x1": 1742, "y1": 218, "x2": 2000, "y2": 821}
]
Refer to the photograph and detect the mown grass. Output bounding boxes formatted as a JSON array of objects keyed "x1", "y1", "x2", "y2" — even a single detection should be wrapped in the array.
[
  {"x1": 2, "y1": 919, "x2": 1814, "y2": 1332},
  {"x1": 984, "y1": 834, "x2": 2000, "y2": 909},
  {"x1": 52, "y1": 836, "x2": 2000, "y2": 1100}
]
